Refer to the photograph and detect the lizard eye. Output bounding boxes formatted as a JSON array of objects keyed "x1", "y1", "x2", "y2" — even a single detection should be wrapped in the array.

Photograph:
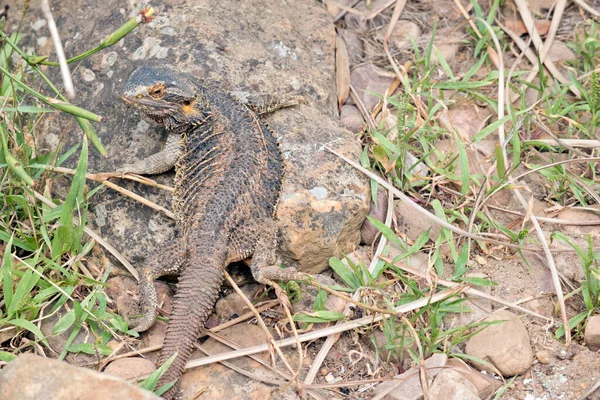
[
  {"x1": 148, "y1": 83, "x2": 166, "y2": 100},
  {"x1": 182, "y1": 100, "x2": 192, "y2": 106}
]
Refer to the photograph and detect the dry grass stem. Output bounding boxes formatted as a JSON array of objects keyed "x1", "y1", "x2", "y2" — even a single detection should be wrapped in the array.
[
  {"x1": 223, "y1": 271, "x2": 297, "y2": 377},
  {"x1": 478, "y1": 18, "x2": 570, "y2": 343},
  {"x1": 40, "y1": 0, "x2": 74, "y2": 99},
  {"x1": 185, "y1": 288, "x2": 465, "y2": 370}
]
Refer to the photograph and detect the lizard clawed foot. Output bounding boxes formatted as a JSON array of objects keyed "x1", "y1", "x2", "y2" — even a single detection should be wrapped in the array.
[
  {"x1": 127, "y1": 309, "x2": 157, "y2": 333},
  {"x1": 128, "y1": 278, "x2": 159, "y2": 333},
  {"x1": 251, "y1": 265, "x2": 308, "y2": 310}
]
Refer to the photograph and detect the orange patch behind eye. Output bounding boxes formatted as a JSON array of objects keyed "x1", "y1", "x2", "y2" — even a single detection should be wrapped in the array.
[{"x1": 182, "y1": 101, "x2": 195, "y2": 114}]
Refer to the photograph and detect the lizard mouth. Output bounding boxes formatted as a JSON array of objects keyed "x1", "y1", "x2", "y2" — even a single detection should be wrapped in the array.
[
  {"x1": 121, "y1": 95, "x2": 179, "y2": 124},
  {"x1": 121, "y1": 95, "x2": 173, "y2": 108}
]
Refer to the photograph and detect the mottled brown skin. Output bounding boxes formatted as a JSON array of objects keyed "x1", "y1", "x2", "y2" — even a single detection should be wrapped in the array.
[{"x1": 121, "y1": 66, "x2": 301, "y2": 399}]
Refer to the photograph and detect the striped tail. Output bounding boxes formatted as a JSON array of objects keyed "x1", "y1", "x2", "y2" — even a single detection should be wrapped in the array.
[{"x1": 157, "y1": 260, "x2": 224, "y2": 399}]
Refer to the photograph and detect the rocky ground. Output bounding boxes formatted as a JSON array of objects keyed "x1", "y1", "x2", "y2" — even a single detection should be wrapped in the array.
[{"x1": 0, "y1": 0, "x2": 599, "y2": 399}]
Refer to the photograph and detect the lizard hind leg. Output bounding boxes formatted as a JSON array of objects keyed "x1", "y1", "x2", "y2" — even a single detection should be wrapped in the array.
[
  {"x1": 242, "y1": 219, "x2": 307, "y2": 308},
  {"x1": 129, "y1": 238, "x2": 187, "y2": 332}
]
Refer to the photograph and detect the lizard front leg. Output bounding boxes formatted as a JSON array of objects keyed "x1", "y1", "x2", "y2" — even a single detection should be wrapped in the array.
[
  {"x1": 118, "y1": 133, "x2": 181, "y2": 175},
  {"x1": 130, "y1": 238, "x2": 187, "y2": 332}
]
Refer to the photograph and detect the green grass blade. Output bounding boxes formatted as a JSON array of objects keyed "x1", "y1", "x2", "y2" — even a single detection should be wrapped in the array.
[{"x1": 8, "y1": 318, "x2": 49, "y2": 347}]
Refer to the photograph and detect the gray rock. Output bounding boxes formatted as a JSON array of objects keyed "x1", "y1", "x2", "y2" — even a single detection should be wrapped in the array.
[
  {"x1": 0, "y1": 354, "x2": 159, "y2": 400},
  {"x1": 21, "y1": 0, "x2": 369, "y2": 274}
]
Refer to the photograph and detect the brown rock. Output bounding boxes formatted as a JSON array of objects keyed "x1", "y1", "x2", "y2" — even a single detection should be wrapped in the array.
[
  {"x1": 340, "y1": 246, "x2": 372, "y2": 272},
  {"x1": 372, "y1": 328, "x2": 417, "y2": 364},
  {"x1": 340, "y1": 104, "x2": 364, "y2": 133},
  {"x1": 437, "y1": 104, "x2": 492, "y2": 142},
  {"x1": 554, "y1": 251, "x2": 586, "y2": 283},
  {"x1": 389, "y1": 20, "x2": 421, "y2": 50},
  {"x1": 386, "y1": 248, "x2": 429, "y2": 281},
  {"x1": 421, "y1": 0, "x2": 462, "y2": 20},
  {"x1": 432, "y1": 139, "x2": 497, "y2": 178},
  {"x1": 0, "y1": 354, "x2": 159, "y2": 400},
  {"x1": 326, "y1": 0, "x2": 355, "y2": 17},
  {"x1": 39, "y1": 302, "x2": 99, "y2": 367},
  {"x1": 276, "y1": 123, "x2": 369, "y2": 273},
  {"x1": 145, "y1": 318, "x2": 168, "y2": 350},
  {"x1": 344, "y1": 0, "x2": 390, "y2": 30},
  {"x1": 556, "y1": 206, "x2": 600, "y2": 237},
  {"x1": 350, "y1": 64, "x2": 397, "y2": 111},
  {"x1": 104, "y1": 358, "x2": 157, "y2": 381},
  {"x1": 548, "y1": 40, "x2": 576, "y2": 63},
  {"x1": 504, "y1": 19, "x2": 551, "y2": 36},
  {"x1": 525, "y1": 0, "x2": 559, "y2": 15},
  {"x1": 214, "y1": 283, "x2": 260, "y2": 321},
  {"x1": 465, "y1": 310, "x2": 534, "y2": 376},
  {"x1": 520, "y1": 291, "x2": 555, "y2": 319},
  {"x1": 584, "y1": 315, "x2": 600, "y2": 352},
  {"x1": 361, "y1": 186, "x2": 389, "y2": 245},
  {"x1": 373, "y1": 353, "x2": 447, "y2": 400},
  {"x1": 431, "y1": 28, "x2": 460, "y2": 64},
  {"x1": 394, "y1": 200, "x2": 441, "y2": 243},
  {"x1": 429, "y1": 369, "x2": 479, "y2": 400},
  {"x1": 179, "y1": 324, "x2": 299, "y2": 399}
]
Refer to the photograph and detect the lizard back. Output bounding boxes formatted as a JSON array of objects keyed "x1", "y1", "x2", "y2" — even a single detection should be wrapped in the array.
[{"x1": 121, "y1": 66, "x2": 285, "y2": 398}]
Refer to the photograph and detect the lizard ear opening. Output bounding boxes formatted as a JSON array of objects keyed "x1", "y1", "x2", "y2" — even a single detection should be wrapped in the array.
[{"x1": 182, "y1": 99, "x2": 195, "y2": 114}]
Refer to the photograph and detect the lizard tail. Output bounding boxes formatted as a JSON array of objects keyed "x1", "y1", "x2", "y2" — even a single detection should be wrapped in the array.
[{"x1": 157, "y1": 261, "x2": 224, "y2": 399}]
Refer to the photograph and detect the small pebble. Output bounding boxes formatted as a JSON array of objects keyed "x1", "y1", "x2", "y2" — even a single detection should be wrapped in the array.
[
  {"x1": 536, "y1": 350, "x2": 551, "y2": 365},
  {"x1": 325, "y1": 373, "x2": 343, "y2": 384}
]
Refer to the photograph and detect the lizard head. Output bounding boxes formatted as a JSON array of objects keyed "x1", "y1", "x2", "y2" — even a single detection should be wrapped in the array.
[{"x1": 122, "y1": 66, "x2": 203, "y2": 131}]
